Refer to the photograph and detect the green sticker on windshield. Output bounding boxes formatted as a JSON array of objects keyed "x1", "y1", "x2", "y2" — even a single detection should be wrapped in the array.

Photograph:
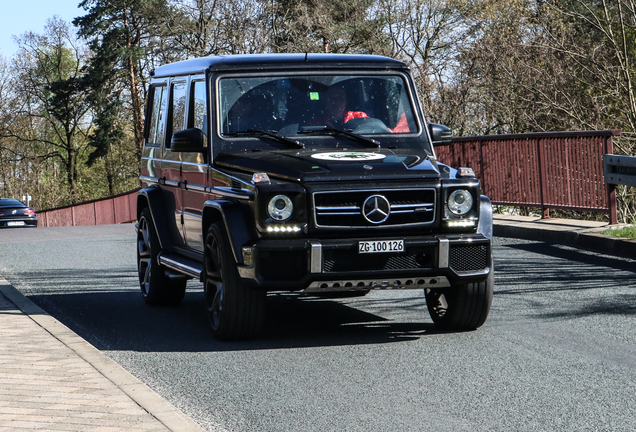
[{"x1": 309, "y1": 92, "x2": 320, "y2": 101}]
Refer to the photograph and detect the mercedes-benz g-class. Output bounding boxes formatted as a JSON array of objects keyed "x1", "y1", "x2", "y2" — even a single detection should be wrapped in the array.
[{"x1": 137, "y1": 53, "x2": 493, "y2": 340}]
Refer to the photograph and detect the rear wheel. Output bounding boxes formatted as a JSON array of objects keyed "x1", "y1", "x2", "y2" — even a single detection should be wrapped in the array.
[
  {"x1": 426, "y1": 265, "x2": 493, "y2": 330},
  {"x1": 137, "y1": 207, "x2": 186, "y2": 306},
  {"x1": 203, "y1": 222, "x2": 266, "y2": 340}
]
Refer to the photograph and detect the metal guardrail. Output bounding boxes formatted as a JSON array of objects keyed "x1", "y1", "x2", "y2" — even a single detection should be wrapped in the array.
[
  {"x1": 436, "y1": 130, "x2": 620, "y2": 224},
  {"x1": 604, "y1": 154, "x2": 636, "y2": 187}
]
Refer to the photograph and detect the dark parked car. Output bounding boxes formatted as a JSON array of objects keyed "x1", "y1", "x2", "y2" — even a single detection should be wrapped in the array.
[{"x1": 0, "y1": 198, "x2": 38, "y2": 228}]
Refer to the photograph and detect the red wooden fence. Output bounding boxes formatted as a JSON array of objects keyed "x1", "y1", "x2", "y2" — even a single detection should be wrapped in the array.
[
  {"x1": 436, "y1": 130, "x2": 620, "y2": 224},
  {"x1": 36, "y1": 189, "x2": 139, "y2": 228}
]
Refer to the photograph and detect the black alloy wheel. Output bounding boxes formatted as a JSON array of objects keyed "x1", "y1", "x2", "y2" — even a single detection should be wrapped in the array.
[
  {"x1": 137, "y1": 207, "x2": 186, "y2": 306},
  {"x1": 203, "y1": 222, "x2": 265, "y2": 340}
]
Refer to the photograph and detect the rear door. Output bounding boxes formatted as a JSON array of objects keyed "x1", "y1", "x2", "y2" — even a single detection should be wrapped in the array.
[
  {"x1": 181, "y1": 77, "x2": 210, "y2": 253},
  {"x1": 162, "y1": 78, "x2": 189, "y2": 248}
]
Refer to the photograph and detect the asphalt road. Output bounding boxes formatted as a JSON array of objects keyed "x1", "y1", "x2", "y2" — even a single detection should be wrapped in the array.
[{"x1": 1, "y1": 224, "x2": 635, "y2": 431}]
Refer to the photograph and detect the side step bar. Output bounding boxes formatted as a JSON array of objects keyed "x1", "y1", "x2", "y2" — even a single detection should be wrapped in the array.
[{"x1": 158, "y1": 252, "x2": 203, "y2": 280}]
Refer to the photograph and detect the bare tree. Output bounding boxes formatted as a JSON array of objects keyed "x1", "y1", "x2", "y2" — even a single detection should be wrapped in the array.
[
  {"x1": 267, "y1": 0, "x2": 383, "y2": 53},
  {"x1": 7, "y1": 17, "x2": 93, "y2": 203}
]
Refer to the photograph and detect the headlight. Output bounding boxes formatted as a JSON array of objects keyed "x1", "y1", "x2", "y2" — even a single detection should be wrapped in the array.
[
  {"x1": 447, "y1": 190, "x2": 473, "y2": 216},
  {"x1": 268, "y1": 195, "x2": 293, "y2": 220}
]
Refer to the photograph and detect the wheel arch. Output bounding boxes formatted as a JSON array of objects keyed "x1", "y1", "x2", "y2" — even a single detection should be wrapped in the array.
[
  {"x1": 137, "y1": 187, "x2": 174, "y2": 252},
  {"x1": 203, "y1": 200, "x2": 252, "y2": 264}
]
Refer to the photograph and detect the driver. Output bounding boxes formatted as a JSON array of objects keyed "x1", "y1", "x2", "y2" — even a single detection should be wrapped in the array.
[
  {"x1": 320, "y1": 85, "x2": 410, "y2": 133},
  {"x1": 321, "y1": 85, "x2": 369, "y2": 128}
]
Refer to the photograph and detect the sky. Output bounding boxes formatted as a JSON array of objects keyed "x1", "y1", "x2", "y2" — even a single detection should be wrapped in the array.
[{"x1": 0, "y1": 0, "x2": 85, "y2": 58}]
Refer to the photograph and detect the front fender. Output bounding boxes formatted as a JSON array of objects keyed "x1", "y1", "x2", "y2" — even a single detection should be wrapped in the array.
[{"x1": 203, "y1": 200, "x2": 252, "y2": 264}]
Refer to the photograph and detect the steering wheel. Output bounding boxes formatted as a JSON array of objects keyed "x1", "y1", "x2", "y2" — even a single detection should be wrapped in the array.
[{"x1": 345, "y1": 117, "x2": 391, "y2": 134}]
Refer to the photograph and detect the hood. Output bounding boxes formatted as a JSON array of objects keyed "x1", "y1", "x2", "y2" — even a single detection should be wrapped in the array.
[{"x1": 215, "y1": 148, "x2": 442, "y2": 182}]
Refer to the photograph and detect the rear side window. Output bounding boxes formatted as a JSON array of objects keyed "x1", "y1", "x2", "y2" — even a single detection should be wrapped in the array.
[
  {"x1": 170, "y1": 81, "x2": 188, "y2": 140},
  {"x1": 147, "y1": 85, "x2": 166, "y2": 147},
  {"x1": 191, "y1": 80, "x2": 207, "y2": 135}
]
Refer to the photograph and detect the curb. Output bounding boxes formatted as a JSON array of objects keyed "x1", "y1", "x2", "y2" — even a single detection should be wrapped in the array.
[
  {"x1": 0, "y1": 278, "x2": 208, "y2": 432},
  {"x1": 493, "y1": 219, "x2": 636, "y2": 260}
]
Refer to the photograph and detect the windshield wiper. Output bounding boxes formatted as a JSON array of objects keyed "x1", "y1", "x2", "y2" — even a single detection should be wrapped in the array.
[
  {"x1": 299, "y1": 126, "x2": 380, "y2": 148},
  {"x1": 224, "y1": 129, "x2": 304, "y2": 149}
]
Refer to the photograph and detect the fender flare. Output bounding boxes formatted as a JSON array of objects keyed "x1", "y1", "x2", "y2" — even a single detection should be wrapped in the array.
[
  {"x1": 137, "y1": 186, "x2": 175, "y2": 252},
  {"x1": 203, "y1": 200, "x2": 252, "y2": 264}
]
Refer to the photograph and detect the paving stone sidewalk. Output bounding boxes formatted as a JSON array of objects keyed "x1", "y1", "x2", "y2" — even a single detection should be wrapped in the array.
[{"x1": 0, "y1": 280, "x2": 206, "y2": 432}]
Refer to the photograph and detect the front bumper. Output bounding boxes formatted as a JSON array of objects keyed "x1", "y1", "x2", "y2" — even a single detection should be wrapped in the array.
[{"x1": 238, "y1": 233, "x2": 492, "y2": 292}]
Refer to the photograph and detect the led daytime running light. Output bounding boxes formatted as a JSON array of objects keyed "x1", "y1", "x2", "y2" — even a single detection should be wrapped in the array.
[
  {"x1": 266, "y1": 225, "x2": 302, "y2": 233},
  {"x1": 447, "y1": 220, "x2": 476, "y2": 228}
]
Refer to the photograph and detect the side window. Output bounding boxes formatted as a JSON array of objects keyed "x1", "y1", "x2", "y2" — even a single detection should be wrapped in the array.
[
  {"x1": 191, "y1": 80, "x2": 207, "y2": 137},
  {"x1": 147, "y1": 85, "x2": 166, "y2": 146},
  {"x1": 169, "y1": 81, "x2": 187, "y2": 146}
]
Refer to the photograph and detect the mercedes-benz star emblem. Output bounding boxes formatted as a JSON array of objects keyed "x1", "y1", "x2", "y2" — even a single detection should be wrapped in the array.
[{"x1": 362, "y1": 195, "x2": 391, "y2": 224}]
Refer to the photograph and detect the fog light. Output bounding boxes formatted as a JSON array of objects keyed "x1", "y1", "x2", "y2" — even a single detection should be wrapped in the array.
[{"x1": 242, "y1": 246, "x2": 254, "y2": 266}]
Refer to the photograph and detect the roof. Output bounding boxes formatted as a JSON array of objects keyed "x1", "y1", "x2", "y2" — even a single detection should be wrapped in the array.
[{"x1": 151, "y1": 53, "x2": 410, "y2": 78}]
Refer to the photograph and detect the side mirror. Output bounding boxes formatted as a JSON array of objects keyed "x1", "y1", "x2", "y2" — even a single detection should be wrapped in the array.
[
  {"x1": 171, "y1": 128, "x2": 206, "y2": 152},
  {"x1": 428, "y1": 123, "x2": 452, "y2": 146}
]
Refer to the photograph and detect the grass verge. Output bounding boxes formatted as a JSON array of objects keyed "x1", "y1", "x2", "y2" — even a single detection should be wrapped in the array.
[{"x1": 603, "y1": 225, "x2": 636, "y2": 239}]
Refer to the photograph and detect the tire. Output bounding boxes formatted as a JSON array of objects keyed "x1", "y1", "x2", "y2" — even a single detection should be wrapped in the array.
[
  {"x1": 137, "y1": 207, "x2": 186, "y2": 306},
  {"x1": 425, "y1": 263, "x2": 494, "y2": 330},
  {"x1": 203, "y1": 222, "x2": 266, "y2": 340}
]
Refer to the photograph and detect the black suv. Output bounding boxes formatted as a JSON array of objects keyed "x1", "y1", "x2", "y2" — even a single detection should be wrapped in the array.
[{"x1": 137, "y1": 53, "x2": 493, "y2": 340}]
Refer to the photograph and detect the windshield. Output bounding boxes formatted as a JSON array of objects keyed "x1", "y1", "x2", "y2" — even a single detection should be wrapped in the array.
[{"x1": 218, "y1": 74, "x2": 418, "y2": 138}]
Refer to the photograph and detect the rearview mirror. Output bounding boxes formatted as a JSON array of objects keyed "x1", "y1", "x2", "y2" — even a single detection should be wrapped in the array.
[{"x1": 428, "y1": 123, "x2": 452, "y2": 146}]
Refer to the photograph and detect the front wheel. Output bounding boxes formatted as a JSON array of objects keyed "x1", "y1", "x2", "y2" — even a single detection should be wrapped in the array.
[
  {"x1": 203, "y1": 222, "x2": 266, "y2": 340},
  {"x1": 425, "y1": 268, "x2": 493, "y2": 331}
]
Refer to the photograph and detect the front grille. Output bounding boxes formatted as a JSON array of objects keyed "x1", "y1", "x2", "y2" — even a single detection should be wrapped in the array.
[
  {"x1": 323, "y1": 246, "x2": 435, "y2": 273},
  {"x1": 449, "y1": 245, "x2": 488, "y2": 272},
  {"x1": 313, "y1": 188, "x2": 436, "y2": 229}
]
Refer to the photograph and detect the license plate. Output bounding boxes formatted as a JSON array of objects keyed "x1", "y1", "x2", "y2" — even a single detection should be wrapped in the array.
[
  {"x1": 359, "y1": 239, "x2": 404, "y2": 254},
  {"x1": 7, "y1": 221, "x2": 25, "y2": 226}
]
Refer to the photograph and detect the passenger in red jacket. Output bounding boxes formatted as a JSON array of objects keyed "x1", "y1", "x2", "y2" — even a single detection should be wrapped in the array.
[{"x1": 320, "y1": 84, "x2": 410, "y2": 133}]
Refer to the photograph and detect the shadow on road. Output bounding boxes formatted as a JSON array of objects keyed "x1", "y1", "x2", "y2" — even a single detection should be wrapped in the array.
[
  {"x1": 502, "y1": 240, "x2": 636, "y2": 272},
  {"x1": 493, "y1": 239, "x2": 636, "y2": 318},
  {"x1": 18, "y1": 268, "x2": 441, "y2": 352}
]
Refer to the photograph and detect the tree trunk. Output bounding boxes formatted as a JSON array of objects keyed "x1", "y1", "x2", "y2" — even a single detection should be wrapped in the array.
[{"x1": 128, "y1": 54, "x2": 145, "y2": 153}]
